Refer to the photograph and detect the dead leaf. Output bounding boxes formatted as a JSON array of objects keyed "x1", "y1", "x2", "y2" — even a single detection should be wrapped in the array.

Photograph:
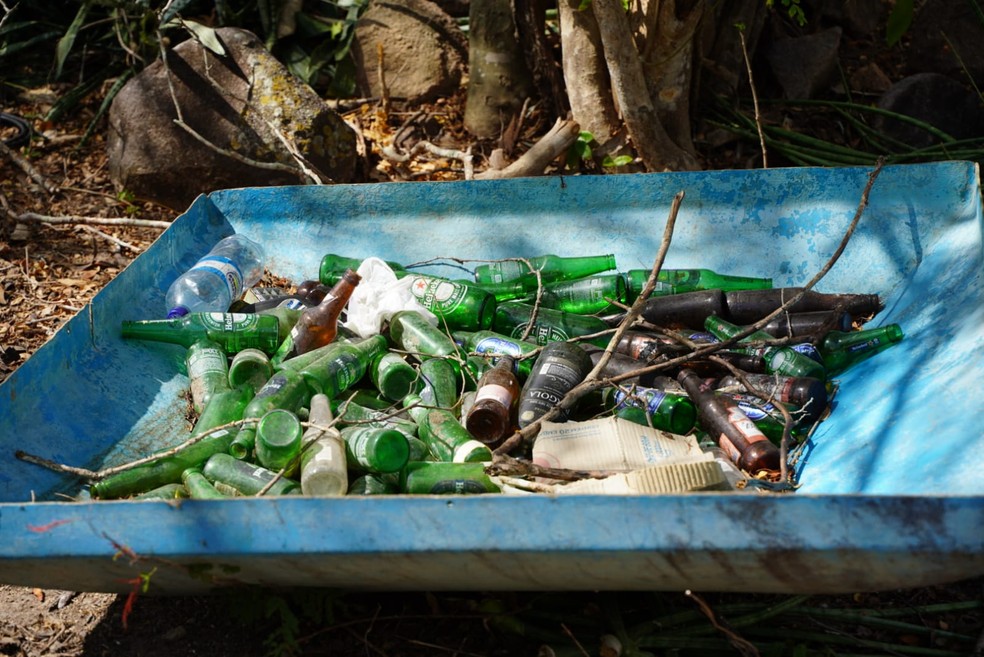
[{"x1": 33, "y1": 588, "x2": 44, "y2": 602}]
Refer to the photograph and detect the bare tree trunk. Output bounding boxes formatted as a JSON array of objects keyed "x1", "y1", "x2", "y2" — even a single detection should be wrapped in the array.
[
  {"x1": 558, "y1": 0, "x2": 628, "y2": 160},
  {"x1": 635, "y1": 0, "x2": 703, "y2": 155},
  {"x1": 590, "y1": 0, "x2": 700, "y2": 171},
  {"x1": 465, "y1": 0, "x2": 535, "y2": 138},
  {"x1": 515, "y1": 0, "x2": 569, "y2": 121}
]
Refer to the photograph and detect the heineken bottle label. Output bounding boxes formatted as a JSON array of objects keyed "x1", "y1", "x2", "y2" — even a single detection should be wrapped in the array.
[
  {"x1": 429, "y1": 479, "x2": 490, "y2": 494},
  {"x1": 474, "y1": 336, "x2": 522, "y2": 357},
  {"x1": 790, "y1": 343, "x2": 823, "y2": 362},
  {"x1": 848, "y1": 338, "x2": 881, "y2": 353},
  {"x1": 255, "y1": 372, "x2": 289, "y2": 399},
  {"x1": 187, "y1": 346, "x2": 227, "y2": 375},
  {"x1": 408, "y1": 276, "x2": 467, "y2": 313},
  {"x1": 190, "y1": 256, "x2": 245, "y2": 300},
  {"x1": 734, "y1": 397, "x2": 775, "y2": 421},
  {"x1": 615, "y1": 388, "x2": 667, "y2": 414},
  {"x1": 511, "y1": 322, "x2": 569, "y2": 345},
  {"x1": 200, "y1": 312, "x2": 260, "y2": 332},
  {"x1": 322, "y1": 353, "x2": 362, "y2": 397}
]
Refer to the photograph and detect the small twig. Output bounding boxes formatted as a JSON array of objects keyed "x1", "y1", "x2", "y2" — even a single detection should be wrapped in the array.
[
  {"x1": 0, "y1": 139, "x2": 59, "y2": 194},
  {"x1": 377, "y1": 42, "x2": 390, "y2": 115},
  {"x1": 685, "y1": 590, "x2": 760, "y2": 657},
  {"x1": 738, "y1": 25, "x2": 767, "y2": 168},
  {"x1": 76, "y1": 225, "x2": 143, "y2": 252},
  {"x1": 16, "y1": 212, "x2": 171, "y2": 229},
  {"x1": 561, "y1": 622, "x2": 592, "y2": 657},
  {"x1": 0, "y1": 1, "x2": 20, "y2": 32}
]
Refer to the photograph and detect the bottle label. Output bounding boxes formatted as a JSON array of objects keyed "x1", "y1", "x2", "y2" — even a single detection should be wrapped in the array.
[
  {"x1": 615, "y1": 387, "x2": 667, "y2": 414},
  {"x1": 408, "y1": 276, "x2": 467, "y2": 313},
  {"x1": 322, "y1": 353, "x2": 362, "y2": 397},
  {"x1": 474, "y1": 336, "x2": 522, "y2": 357},
  {"x1": 474, "y1": 383, "x2": 514, "y2": 408},
  {"x1": 187, "y1": 346, "x2": 227, "y2": 376},
  {"x1": 717, "y1": 435, "x2": 742, "y2": 464},
  {"x1": 511, "y1": 322, "x2": 569, "y2": 344},
  {"x1": 790, "y1": 343, "x2": 823, "y2": 362},
  {"x1": 190, "y1": 256, "x2": 245, "y2": 300},
  {"x1": 848, "y1": 337, "x2": 882, "y2": 353},
  {"x1": 734, "y1": 397, "x2": 775, "y2": 421},
  {"x1": 726, "y1": 405, "x2": 768, "y2": 443},
  {"x1": 255, "y1": 372, "x2": 289, "y2": 399},
  {"x1": 200, "y1": 312, "x2": 260, "y2": 332},
  {"x1": 428, "y1": 479, "x2": 489, "y2": 494},
  {"x1": 453, "y1": 440, "x2": 490, "y2": 463}
]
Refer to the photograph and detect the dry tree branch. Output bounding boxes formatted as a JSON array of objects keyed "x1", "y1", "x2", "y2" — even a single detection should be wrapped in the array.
[
  {"x1": 475, "y1": 118, "x2": 581, "y2": 180},
  {"x1": 0, "y1": 140, "x2": 59, "y2": 194},
  {"x1": 738, "y1": 26, "x2": 767, "y2": 168},
  {"x1": 16, "y1": 212, "x2": 171, "y2": 229}
]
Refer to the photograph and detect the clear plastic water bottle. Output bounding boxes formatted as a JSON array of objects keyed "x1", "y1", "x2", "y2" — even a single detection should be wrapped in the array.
[{"x1": 165, "y1": 234, "x2": 265, "y2": 318}]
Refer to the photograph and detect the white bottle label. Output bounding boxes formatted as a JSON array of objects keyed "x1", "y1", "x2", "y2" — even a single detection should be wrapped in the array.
[{"x1": 474, "y1": 383, "x2": 513, "y2": 408}]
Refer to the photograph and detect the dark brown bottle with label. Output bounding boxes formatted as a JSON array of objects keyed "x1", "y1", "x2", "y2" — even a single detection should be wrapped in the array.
[
  {"x1": 465, "y1": 356, "x2": 520, "y2": 446},
  {"x1": 517, "y1": 342, "x2": 593, "y2": 428},
  {"x1": 677, "y1": 369, "x2": 780, "y2": 473},
  {"x1": 715, "y1": 373, "x2": 828, "y2": 424},
  {"x1": 616, "y1": 330, "x2": 690, "y2": 363},
  {"x1": 724, "y1": 288, "x2": 882, "y2": 324}
]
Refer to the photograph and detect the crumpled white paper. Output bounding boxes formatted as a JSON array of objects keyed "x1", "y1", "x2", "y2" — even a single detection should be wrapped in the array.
[{"x1": 342, "y1": 257, "x2": 437, "y2": 338}]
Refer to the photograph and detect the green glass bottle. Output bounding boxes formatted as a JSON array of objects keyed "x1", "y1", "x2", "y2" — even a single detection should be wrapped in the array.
[
  {"x1": 340, "y1": 425, "x2": 410, "y2": 474},
  {"x1": 121, "y1": 312, "x2": 282, "y2": 355},
  {"x1": 599, "y1": 385, "x2": 698, "y2": 435},
  {"x1": 255, "y1": 408, "x2": 304, "y2": 474},
  {"x1": 400, "y1": 462, "x2": 501, "y2": 494},
  {"x1": 181, "y1": 468, "x2": 228, "y2": 499},
  {"x1": 228, "y1": 348, "x2": 274, "y2": 393},
  {"x1": 704, "y1": 315, "x2": 827, "y2": 381},
  {"x1": 817, "y1": 324, "x2": 904, "y2": 376},
  {"x1": 229, "y1": 368, "x2": 312, "y2": 460},
  {"x1": 319, "y1": 253, "x2": 405, "y2": 285},
  {"x1": 202, "y1": 453, "x2": 300, "y2": 496},
  {"x1": 89, "y1": 385, "x2": 253, "y2": 499},
  {"x1": 132, "y1": 483, "x2": 189, "y2": 500},
  {"x1": 371, "y1": 351, "x2": 420, "y2": 401},
  {"x1": 404, "y1": 394, "x2": 493, "y2": 463},
  {"x1": 473, "y1": 254, "x2": 616, "y2": 285},
  {"x1": 523, "y1": 274, "x2": 627, "y2": 315},
  {"x1": 257, "y1": 306, "x2": 303, "y2": 344},
  {"x1": 402, "y1": 273, "x2": 496, "y2": 331},
  {"x1": 185, "y1": 338, "x2": 229, "y2": 413},
  {"x1": 348, "y1": 473, "x2": 400, "y2": 495},
  {"x1": 297, "y1": 334, "x2": 389, "y2": 397},
  {"x1": 417, "y1": 357, "x2": 461, "y2": 412},
  {"x1": 624, "y1": 268, "x2": 773, "y2": 303},
  {"x1": 469, "y1": 278, "x2": 530, "y2": 302},
  {"x1": 452, "y1": 330, "x2": 539, "y2": 379},
  {"x1": 332, "y1": 399, "x2": 419, "y2": 438},
  {"x1": 493, "y1": 301, "x2": 612, "y2": 347},
  {"x1": 300, "y1": 394, "x2": 348, "y2": 496},
  {"x1": 388, "y1": 310, "x2": 460, "y2": 361}
]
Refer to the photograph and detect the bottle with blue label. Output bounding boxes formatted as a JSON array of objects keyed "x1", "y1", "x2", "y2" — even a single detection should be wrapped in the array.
[{"x1": 165, "y1": 234, "x2": 265, "y2": 318}]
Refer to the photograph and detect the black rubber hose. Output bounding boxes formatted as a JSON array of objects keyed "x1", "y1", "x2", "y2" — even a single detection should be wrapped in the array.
[{"x1": 0, "y1": 112, "x2": 31, "y2": 148}]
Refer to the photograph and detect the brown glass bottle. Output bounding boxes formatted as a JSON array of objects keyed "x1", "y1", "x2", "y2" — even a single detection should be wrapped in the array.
[
  {"x1": 287, "y1": 269, "x2": 362, "y2": 357},
  {"x1": 724, "y1": 288, "x2": 882, "y2": 324},
  {"x1": 638, "y1": 289, "x2": 727, "y2": 329},
  {"x1": 759, "y1": 310, "x2": 853, "y2": 339},
  {"x1": 616, "y1": 330, "x2": 690, "y2": 363},
  {"x1": 464, "y1": 356, "x2": 520, "y2": 446},
  {"x1": 715, "y1": 373, "x2": 828, "y2": 424},
  {"x1": 677, "y1": 369, "x2": 780, "y2": 473}
]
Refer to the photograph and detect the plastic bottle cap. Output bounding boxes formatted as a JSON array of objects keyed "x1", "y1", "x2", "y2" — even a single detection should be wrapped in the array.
[{"x1": 167, "y1": 307, "x2": 189, "y2": 319}]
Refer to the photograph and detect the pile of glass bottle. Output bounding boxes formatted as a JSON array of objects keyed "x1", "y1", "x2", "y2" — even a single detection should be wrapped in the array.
[{"x1": 95, "y1": 237, "x2": 904, "y2": 500}]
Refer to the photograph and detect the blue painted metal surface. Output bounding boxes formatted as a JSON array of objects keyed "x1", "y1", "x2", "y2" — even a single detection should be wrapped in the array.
[{"x1": 1, "y1": 162, "x2": 982, "y2": 593}]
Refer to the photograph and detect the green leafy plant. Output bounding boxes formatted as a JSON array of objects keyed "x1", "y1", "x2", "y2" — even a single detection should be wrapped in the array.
[
  {"x1": 886, "y1": 0, "x2": 914, "y2": 46},
  {"x1": 766, "y1": 0, "x2": 806, "y2": 27}
]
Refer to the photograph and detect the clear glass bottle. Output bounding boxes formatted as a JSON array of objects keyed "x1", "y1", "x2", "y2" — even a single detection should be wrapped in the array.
[
  {"x1": 165, "y1": 234, "x2": 265, "y2": 318},
  {"x1": 299, "y1": 394, "x2": 348, "y2": 496}
]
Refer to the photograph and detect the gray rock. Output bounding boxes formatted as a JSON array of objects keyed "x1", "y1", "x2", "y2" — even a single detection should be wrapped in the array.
[
  {"x1": 765, "y1": 27, "x2": 842, "y2": 100},
  {"x1": 875, "y1": 73, "x2": 984, "y2": 148},
  {"x1": 107, "y1": 27, "x2": 357, "y2": 211},
  {"x1": 350, "y1": 0, "x2": 467, "y2": 102}
]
